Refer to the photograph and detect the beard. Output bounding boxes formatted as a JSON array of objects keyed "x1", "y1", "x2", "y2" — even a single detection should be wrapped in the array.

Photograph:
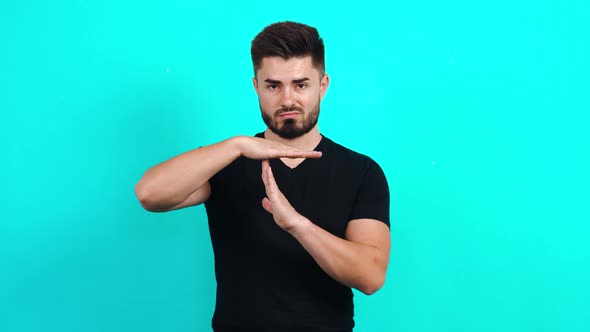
[{"x1": 261, "y1": 102, "x2": 320, "y2": 139}]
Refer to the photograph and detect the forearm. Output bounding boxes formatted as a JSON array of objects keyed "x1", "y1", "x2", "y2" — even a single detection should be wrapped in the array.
[
  {"x1": 135, "y1": 136, "x2": 241, "y2": 210},
  {"x1": 288, "y1": 218, "x2": 388, "y2": 295}
]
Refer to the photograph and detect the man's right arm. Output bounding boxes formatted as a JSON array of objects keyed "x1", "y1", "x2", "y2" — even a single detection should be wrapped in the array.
[
  {"x1": 135, "y1": 137, "x2": 241, "y2": 212},
  {"x1": 134, "y1": 136, "x2": 322, "y2": 212}
]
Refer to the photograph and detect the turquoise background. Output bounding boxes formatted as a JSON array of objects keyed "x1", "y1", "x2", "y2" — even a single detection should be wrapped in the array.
[{"x1": 1, "y1": 1, "x2": 589, "y2": 331}]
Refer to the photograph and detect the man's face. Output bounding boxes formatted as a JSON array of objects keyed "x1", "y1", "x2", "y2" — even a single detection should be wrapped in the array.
[{"x1": 253, "y1": 56, "x2": 329, "y2": 139}]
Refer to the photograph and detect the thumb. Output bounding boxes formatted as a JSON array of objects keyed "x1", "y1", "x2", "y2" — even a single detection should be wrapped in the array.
[{"x1": 261, "y1": 197, "x2": 273, "y2": 214}]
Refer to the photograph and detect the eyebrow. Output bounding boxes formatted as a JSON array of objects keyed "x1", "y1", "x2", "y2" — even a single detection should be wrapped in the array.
[{"x1": 264, "y1": 77, "x2": 311, "y2": 85}]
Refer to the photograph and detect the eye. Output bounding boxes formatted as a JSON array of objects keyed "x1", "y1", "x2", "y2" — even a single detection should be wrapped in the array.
[
  {"x1": 267, "y1": 84, "x2": 278, "y2": 90},
  {"x1": 297, "y1": 83, "x2": 307, "y2": 89}
]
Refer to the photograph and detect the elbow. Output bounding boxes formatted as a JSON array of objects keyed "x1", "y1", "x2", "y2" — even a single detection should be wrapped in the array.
[
  {"x1": 357, "y1": 273, "x2": 386, "y2": 296},
  {"x1": 135, "y1": 180, "x2": 165, "y2": 212},
  {"x1": 359, "y1": 283, "x2": 383, "y2": 296}
]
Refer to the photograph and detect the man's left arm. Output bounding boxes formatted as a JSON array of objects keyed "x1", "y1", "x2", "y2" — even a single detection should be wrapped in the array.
[{"x1": 261, "y1": 160, "x2": 390, "y2": 295}]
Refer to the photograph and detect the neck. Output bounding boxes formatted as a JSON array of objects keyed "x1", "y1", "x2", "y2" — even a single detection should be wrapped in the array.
[{"x1": 264, "y1": 125, "x2": 322, "y2": 151}]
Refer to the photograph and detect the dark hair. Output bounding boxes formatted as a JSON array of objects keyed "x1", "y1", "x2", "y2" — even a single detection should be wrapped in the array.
[{"x1": 251, "y1": 21, "x2": 325, "y2": 76}]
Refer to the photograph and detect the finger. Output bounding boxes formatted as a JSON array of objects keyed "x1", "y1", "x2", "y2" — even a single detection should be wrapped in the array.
[
  {"x1": 261, "y1": 160, "x2": 274, "y2": 196},
  {"x1": 261, "y1": 197, "x2": 273, "y2": 214},
  {"x1": 267, "y1": 143, "x2": 322, "y2": 159},
  {"x1": 262, "y1": 160, "x2": 277, "y2": 191},
  {"x1": 282, "y1": 150, "x2": 322, "y2": 159},
  {"x1": 261, "y1": 160, "x2": 269, "y2": 186},
  {"x1": 261, "y1": 161, "x2": 280, "y2": 200}
]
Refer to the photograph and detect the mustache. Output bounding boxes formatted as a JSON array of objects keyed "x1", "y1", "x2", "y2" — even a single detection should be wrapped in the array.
[{"x1": 275, "y1": 106, "x2": 304, "y2": 116}]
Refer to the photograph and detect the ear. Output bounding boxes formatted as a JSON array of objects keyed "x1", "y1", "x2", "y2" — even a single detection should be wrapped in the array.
[
  {"x1": 319, "y1": 73, "x2": 330, "y2": 101},
  {"x1": 252, "y1": 77, "x2": 259, "y2": 94}
]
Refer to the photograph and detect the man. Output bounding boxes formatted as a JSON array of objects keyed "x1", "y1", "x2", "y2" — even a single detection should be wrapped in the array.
[{"x1": 135, "y1": 21, "x2": 390, "y2": 332}]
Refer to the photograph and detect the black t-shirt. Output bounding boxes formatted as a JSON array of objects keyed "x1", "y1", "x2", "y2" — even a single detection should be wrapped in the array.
[{"x1": 204, "y1": 133, "x2": 390, "y2": 331}]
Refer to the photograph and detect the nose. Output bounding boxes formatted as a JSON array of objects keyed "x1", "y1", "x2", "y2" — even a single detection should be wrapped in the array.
[{"x1": 280, "y1": 87, "x2": 295, "y2": 107}]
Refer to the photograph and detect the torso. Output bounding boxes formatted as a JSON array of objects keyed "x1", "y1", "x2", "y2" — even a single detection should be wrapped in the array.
[{"x1": 204, "y1": 133, "x2": 390, "y2": 331}]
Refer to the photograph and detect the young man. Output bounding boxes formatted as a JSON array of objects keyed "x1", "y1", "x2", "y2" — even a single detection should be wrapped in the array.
[{"x1": 135, "y1": 21, "x2": 390, "y2": 332}]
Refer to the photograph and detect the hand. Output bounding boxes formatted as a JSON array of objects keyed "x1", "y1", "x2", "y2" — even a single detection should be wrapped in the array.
[
  {"x1": 235, "y1": 136, "x2": 322, "y2": 160},
  {"x1": 261, "y1": 160, "x2": 307, "y2": 232}
]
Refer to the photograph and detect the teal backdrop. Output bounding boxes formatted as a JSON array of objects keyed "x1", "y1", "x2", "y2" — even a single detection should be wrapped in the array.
[{"x1": 1, "y1": 1, "x2": 589, "y2": 331}]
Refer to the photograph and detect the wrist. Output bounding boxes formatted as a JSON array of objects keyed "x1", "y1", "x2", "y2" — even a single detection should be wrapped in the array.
[
  {"x1": 287, "y1": 215, "x2": 313, "y2": 238},
  {"x1": 228, "y1": 136, "x2": 246, "y2": 158}
]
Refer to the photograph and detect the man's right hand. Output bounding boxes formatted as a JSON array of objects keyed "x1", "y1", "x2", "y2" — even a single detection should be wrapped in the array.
[{"x1": 234, "y1": 136, "x2": 322, "y2": 160}]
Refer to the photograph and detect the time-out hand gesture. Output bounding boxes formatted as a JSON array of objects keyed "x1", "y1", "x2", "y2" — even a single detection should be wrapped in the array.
[
  {"x1": 260, "y1": 160, "x2": 305, "y2": 232},
  {"x1": 236, "y1": 136, "x2": 322, "y2": 160}
]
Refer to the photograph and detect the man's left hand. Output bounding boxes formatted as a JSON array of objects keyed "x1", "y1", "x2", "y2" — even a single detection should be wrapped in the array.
[{"x1": 261, "y1": 160, "x2": 306, "y2": 232}]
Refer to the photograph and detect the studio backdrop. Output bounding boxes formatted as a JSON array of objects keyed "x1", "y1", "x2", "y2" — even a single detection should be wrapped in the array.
[{"x1": 1, "y1": 1, "x2": 588, "y2": 331}]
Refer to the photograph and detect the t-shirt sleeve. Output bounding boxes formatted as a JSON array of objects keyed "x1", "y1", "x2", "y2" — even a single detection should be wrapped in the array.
[{"x1": 349, "y1": 159, "x2": 390, "y2": 227}]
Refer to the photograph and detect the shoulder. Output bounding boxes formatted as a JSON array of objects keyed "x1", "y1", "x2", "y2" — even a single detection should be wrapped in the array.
[
  {"x1": 321, "y1": 136, "x2": 384, "y2": 174},
  {"x1": 321, "y1": 137, "x2": 390, "y2": 225},
  {"x1": 321, "y1": 136, "x2": 389, "y2": 200}
]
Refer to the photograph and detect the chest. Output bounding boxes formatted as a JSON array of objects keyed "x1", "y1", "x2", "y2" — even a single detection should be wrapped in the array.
[{"x1": 211, "y1": 157, "x2": 362, "y2": 239}]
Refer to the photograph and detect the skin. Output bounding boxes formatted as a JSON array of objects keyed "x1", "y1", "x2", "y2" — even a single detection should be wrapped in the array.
[
  {"x1": 255, "y1": 57, "x2": 324, "y2": 144},
  {"x1": 135, "y1": 56, "x2": 390, "y2": 295},
  {"x1": 253, "y1": 56, "x2": 328, "y2": 167}
]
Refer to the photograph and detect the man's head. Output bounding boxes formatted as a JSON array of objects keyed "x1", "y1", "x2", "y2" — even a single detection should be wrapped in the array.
[{"x1": 251, "y1": 21, "x2": 329, "y2": 139}]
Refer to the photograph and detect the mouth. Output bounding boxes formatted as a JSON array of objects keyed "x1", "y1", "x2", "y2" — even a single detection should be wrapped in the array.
[{"x1": 279, "y1": 111, "x2": 301, "y2": 119}]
